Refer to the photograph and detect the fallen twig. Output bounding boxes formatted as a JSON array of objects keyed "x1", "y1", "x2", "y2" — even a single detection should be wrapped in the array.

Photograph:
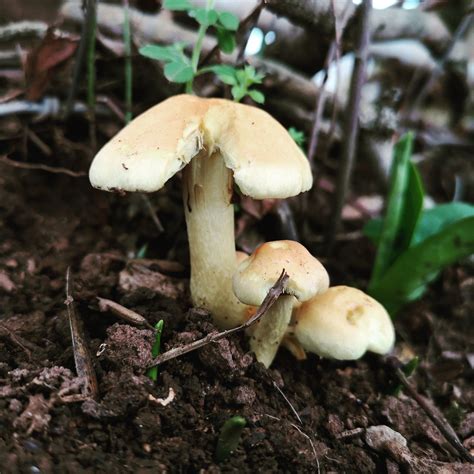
[
  {"x1": 96, "y1": 296, "x2": 154, "y2": 329},
  {"x1": 325, "y1": 0, "x2": 371, "y2": 251},
  {"x1": 387, "y1": 357, "x2": 474, "y2": 463},
  {"x1": 0, "y1": 155, "x2": 87, "y2": 178},
  {"x1": 147, "y1": 270, "x2": 289, "y2": 367},
  {"x1": 65, "y1": 267, "x2": 99, "y2": 400}
]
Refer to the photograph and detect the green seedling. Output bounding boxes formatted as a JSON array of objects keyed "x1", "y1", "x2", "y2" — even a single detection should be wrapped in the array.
[
  {"x1": 139, "y1": 0, "x2": 265, "y2": 102},
  {"x1": 215, "y1": 415, "x2": 247, "y2": 462},
  {"x1": 288, "y1": 127, "x2": 306, "y2": 149},
  {"x1": 147, "y1": 320, "x2": 164, "y2": 381},
  {"x1": 365, "y1": 133, "x2": 474, "y2": 314},
  {"x1": 392, "y1": 356, "x2": 419, "y2": 396}
]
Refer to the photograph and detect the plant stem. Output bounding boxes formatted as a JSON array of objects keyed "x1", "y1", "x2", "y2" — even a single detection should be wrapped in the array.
[
  {"x1": 147, "y1": 320, "x2": 164, "y2": 381},
  {"x1": 123, "y1": 0, "x2": 132, "y2": 124},
  {"x1": 86, "y1": 0, "x2": 97, "y2": 152},
  {"x1": 185, "y1": 0, "x2": 215, "y2": 94}
]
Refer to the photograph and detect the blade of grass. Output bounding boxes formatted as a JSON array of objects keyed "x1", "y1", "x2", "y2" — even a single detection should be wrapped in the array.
[
  {"x1": 369, "y1": 132, "x2": 418, "y2": 285},
  {"x1": 147, "y1": 320, "x2": 164, "y2": 381}
]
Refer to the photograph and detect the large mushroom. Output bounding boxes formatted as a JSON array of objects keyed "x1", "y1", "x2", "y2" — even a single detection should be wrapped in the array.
[
  {"x1": 233, "y1": 240, "x2": 329, "y2": 367},
  {"x1": 293, "y1": 286, "x2": 395, "y2": 360},
  {"x1": 89, "y1": 95, "x2": 312, "y2": 329}
]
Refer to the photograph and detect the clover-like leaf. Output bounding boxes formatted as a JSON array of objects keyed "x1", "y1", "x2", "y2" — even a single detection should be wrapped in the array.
[
  {"x1": 202, "y1": 64, "x2": 237, "y2": 85},
  {"x1": 216, "y1": 28, "x2": 236, "y2": 54},
  {"x1": 189, "y1": 7, "x2": 218, "y2": 26},
  {"x1": 248, "y1": 89, "x2": 265, "y2": 104},
  {"x1": 164, "y1": 60, "x2": 194, "y2": 83},
  {"x1": 139, "y1": 43, "x2": 186, "y2": 62},
  {"x1": 218, "y1": 11, "x2": 239, "y2": 31}
]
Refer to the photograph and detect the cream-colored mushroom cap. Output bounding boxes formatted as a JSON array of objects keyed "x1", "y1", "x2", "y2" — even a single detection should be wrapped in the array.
[
  {"x1": 89, "y1": 94, "x2": 312, "y2": 198},
  {"x1": 294, "y1": 286, "x2": 395, "y2": 360},
  {"x1": 233, "y1": 240, "x2": 329, "y2": 306}
]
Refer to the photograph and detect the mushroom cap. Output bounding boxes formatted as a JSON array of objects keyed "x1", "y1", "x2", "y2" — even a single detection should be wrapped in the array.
[
  {"x1": 233, "y1": 240, "x2": 329, "y2": 306},
  {"x1": 89, "y1": 95, "x2": 312, "y2": 199},
  {"x1": 294, "y1": 286, "x2": 395, "y2": 360}
]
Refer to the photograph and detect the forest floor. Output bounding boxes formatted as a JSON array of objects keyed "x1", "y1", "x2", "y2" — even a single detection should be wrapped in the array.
[{"x1": 0, "y1": 161, "x2": 472, "y2": 473}]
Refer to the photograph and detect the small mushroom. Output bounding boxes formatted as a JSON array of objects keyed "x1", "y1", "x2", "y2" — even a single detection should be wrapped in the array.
[
  {"x1": 89, "y1": 95, "x2": 312, "y2": 329},
  {"x1": 233, "y1": 240, "x2": 329, "y2": 368},
  {"x1": 293, "y1": 286, "x2": 395, "y2": 360}
]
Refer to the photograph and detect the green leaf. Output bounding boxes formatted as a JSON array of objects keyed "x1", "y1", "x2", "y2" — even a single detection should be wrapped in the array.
[
  {"x1": 216, "y1": 28, "x2": 236, "y2": 54},
  {"x1": 413, "y1": 202, "x2": 474, "y2": 245},
  {"x1": 147, "y1": 320, "x2": 164, "y2": 382},
  {"x1": 164, "y1": 60, "x2": 194, "y2": 83},
  {"x1": 218, "y1": 11, "x2": 239, "y2": 31},
  {"x1": 202, "y1": 64, "x2": 237, "y2": 85},
  {"x1": 369, "y1": 216, "x2": 474, "y2": 314},
  {"x1": 163, "y1": 0, "x2": 192, "y2": 11},
  {"x1": 370, "y1": 133, "x2": 417, "y2": 285},
  {"x1": 189, "y1": 7, "x2": 218, "y2": 26},
  {"x1": 231, "y1": 85, "x2": 245, "y2": 102},
  {"x1": 288, "y1": 127, "x2": 306, "y2": 148},
  {"x1": 215, "y1": 416, "x2": 246, "y2": 462},
  {"x1": 364, "y1": 202, "x2": 474, "y2": 246},
  {"x1": 139, "y1": 44, "x2": 185, "y2": 62},
  {"x1": 248, "y1": 89, "x2": 265, "y2": 104}
]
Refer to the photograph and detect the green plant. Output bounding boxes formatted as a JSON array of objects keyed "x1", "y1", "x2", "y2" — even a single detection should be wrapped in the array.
[
  {"x1": 365, "y1": 133, "x2": 474, "y2": 314},
  {"x1": 288, "y1": 127, "x2": 306, "y2": 149},
  {"x1": 215, "y1": 415, "x2": 246, "y2": 462},
  {"x1": 138, "y1": 0, "x2": 265, "y2": 102},
  {"x1": 147, "y1": 320, "x2": 164, "y2": 381}
]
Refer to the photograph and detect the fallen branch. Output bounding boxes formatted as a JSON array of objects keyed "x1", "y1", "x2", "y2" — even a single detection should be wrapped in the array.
[
  {"x1": 96, "y1": 296, "x2": 155, "y2": 329},
  {"x1": 0, "y1": 155, "x2": 87, "y2": 178},
  {"x1": 387, "y1": 357, "x2": 474, "y2": 464},
  {"x1": 325, "y1": 0, "x2": 371, "y2": 251},
  {"x1": 65, "y1": 267, "x2": 99, "y2": 400},
  {"x1": 147, "y1": 270, "x2": 289, "y2": 367}
]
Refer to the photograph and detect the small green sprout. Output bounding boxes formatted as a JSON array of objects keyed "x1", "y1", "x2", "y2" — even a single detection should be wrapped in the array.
[
  {"x1": 138, "y1": 0, "x2": 265, "y2": 102},
  {"x1": 147, "y1": 320, "x2": 164, "y2": 381},
  {"x1": 288, "y1": 127, "x2": 306, "y2": 149},
  {"x1": 393, "y1": 356, "x2": 419, "y2": 396},
  {"x1": 215, "y1": 415, "x2": 247, "y2": 462},
  {"x1": 135, "y1": 243, "x2": 148, "y2": 259}
]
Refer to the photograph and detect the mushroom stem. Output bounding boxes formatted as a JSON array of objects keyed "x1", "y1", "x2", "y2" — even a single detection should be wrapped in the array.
[
  {"x1": 183, "y1": 150, "x2": 246, "y2": 329},
  {"x1": 249, "y1": 295, "x2": 295, "y2": 368}
]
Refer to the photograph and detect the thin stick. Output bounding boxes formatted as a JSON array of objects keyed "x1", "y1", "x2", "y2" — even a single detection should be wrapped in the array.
[
  {"x1": 147, "y1": 270, "x2": 289, "y2": 367},
  {"x1": 122, "y1": 0, "x2": 133, "y2": 124},
  {"x1": 325, "y1": 0, "x2": 371, "y2": 252},
  {"x1": 86, "y1": 0, "x2": 97, "y2": 152},
  {"x1": 65, "y1": 267, "x2": 99, "y2": 399},
  {"x1": 140, "y1": 194, "x2": 164, "y2": 233},
  {"x1": 273, "y1": 381, "x2": 302, "y2": 425},
  {"x1": 0, "y1": 155, "x2": 87, "y2": 177},
  {"x1": 389, "y1": 357, "x2": 473, "y2": 463},
  {"x1": 96, "y1": 296, "x2": 155, "y2": 329},
  {"x1": 405, "y1": 11, "x2": 474, "y2": 120}
]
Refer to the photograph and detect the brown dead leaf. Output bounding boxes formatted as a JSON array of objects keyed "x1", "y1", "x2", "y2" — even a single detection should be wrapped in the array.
[{"x1": 25, "y1": 27, "x2": 78, "y2": 100}]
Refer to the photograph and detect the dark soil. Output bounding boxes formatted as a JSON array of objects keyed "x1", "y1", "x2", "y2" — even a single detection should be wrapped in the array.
[{"x1": 0, "y1": 165, "x2": 473, "y2": 473}]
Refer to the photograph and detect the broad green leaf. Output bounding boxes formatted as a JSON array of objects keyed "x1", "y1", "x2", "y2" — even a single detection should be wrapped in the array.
[
  {"x1": 164, "y1": 60, "x2": 194, "y2": 83},
  {"x1": 370, "y1": 133, "x2": 416, "y2": 284},
  {"x1": 413, "y1": 202, "x2": 474, "y2": 245},
  {"x1": 216, "y1": 28, "x2": 236, "y2": 53},
  {"x1": 163, "y1": 0, "x2": 192, "y2": 11},
  {"x1": 202, "y1": 64, "x2": 237, "y2": 85},
  {"x1": 248, "y1": 89, "x2": 265, "y2": 104},
  {"x1": 369, "y1": 216, "x2": 474, "y2": 314},
  {"x1": 139, "y1": 44, "x2": 185, "y2": 62},
  {"x1": 218, "y1": 11, "x2": 239, "y2": 31},
  {"x1": 364, "y1": 202, "x2": 474, "y2": 246},
  {"x1": 189, "y1": 7, "x2": 218, "y2": 26}
]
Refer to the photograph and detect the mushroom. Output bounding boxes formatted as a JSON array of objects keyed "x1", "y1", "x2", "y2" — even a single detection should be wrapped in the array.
[
  {"x1": 233, "y1": 240, "x2": 329, "y2": 368},
  {"x1": 293, "y1": 286, "x2": 395, "y2": 360},
  {"x1": 89, "y1": 95, "x2": 312, "y2": 329}
]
